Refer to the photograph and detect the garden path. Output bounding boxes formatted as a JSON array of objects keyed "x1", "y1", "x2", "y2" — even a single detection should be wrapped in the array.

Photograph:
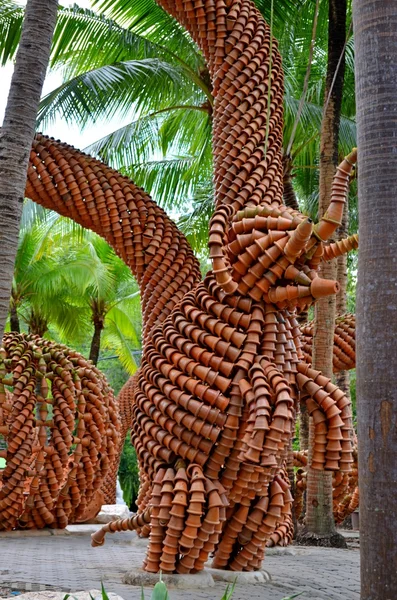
[{"x1": 0, "y1": 528, "x2": 359, "y2": 600}]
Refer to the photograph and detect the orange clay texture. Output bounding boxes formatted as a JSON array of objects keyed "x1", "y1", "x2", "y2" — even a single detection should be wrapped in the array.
[
  {"x1": 292, "y1": 446, "x2": 358, "y2": 526},
  {"x1": 1, "y1": 0, "x2": 359, "y2": 568},
  {"x1": 0, "y1": 333, "x2": 120, "y2": 530}
]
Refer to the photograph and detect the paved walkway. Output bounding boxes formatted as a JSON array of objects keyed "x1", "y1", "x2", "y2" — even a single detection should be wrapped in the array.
[{"x1": 0, "y1": 528, "x2": 360, "y2": 600}]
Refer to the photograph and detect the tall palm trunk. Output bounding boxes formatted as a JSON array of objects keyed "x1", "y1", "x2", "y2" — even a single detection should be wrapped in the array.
[
  {"x1": 9, "y1": 299, "x2": 20, "y2": 333},
  {"x1": 353, "y1": 0, "x2": 397, "y2": 596},
  {"x1": 0, "y1": 0, "x2": 58, "y2": 340},
  {"x1": 282, "y1": 154, "x2": 300, "y2": 211},
  {"x1": 89, "y1": 314, "x2": 105, "y2": 365},
  {"x1": 335, "y1": 202, "x2": 351, "y2": 399},
  {"x1": 304, "y1": 0, "x2": 347, "y2": 545}
]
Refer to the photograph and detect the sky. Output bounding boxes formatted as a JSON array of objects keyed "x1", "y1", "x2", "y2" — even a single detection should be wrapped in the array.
[{"x1": 0, "y1": 0, "x2": 129, "y2": 151}]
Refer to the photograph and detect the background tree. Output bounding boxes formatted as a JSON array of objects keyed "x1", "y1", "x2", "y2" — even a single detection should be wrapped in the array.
[
  {"x1": 48, "y1": 235, "x2": 141, "y2": 371},
  {"x1": 302, "y1": 0, "x2": 348, "y2": 546},
  {"x1": 0, "y1": 0, "x2": 58, "y2": 339},
  {"x1": 0, "y1": 0, "x2": 356, "y2": 255},
  {"x1": 8, "y1": 205, "x2": 142, "y2": 374},
  {"x1": 354, "y1": 0, "x2": 397, "y2": 596}
]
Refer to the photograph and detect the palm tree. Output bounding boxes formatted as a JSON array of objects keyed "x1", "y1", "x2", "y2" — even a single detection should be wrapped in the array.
[
  {"x1": 302, "y1": 0, "x2": 349, "y2": 546},
  {"x1": 0, "y1": 0, "x2": 58, "y2": 339},
  {"x1": 9, "y1": 201, "x2": 68, "y2": 334},
  {"x1": 7, "y1": 199, "x2": 89, "y2": 334},
  {"x1": 0, "y1": 0, "x2": 356, "y2": 253},
  {"x1": 49, "y1": 235, "x2": 141, "y2": 372},
  {"x1": 8, "y1": 204, "x2": 142, "y2": 374},
  {"x1": 353, "y1": 0, "x2": 397, "y2": 596}
]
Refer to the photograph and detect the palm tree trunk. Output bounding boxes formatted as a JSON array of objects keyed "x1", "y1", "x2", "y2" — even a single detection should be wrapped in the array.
[
  {"x1": 9, "y1": 300, "x2": 20, "y2": 333},
  {"x1": 335, "y1": 201, "x2": 351, "y2": 399},
  {"x1": 299, "y1": 403, "x2": 310, "y2": 450},
  {"x1": 282, "y1": 154, "x2": 300, "y2": 211},
  {"x1": 89, "y1": 319, "x2": 104, "y2": 365},
  {"x1": 0, "y1": 0, "x2": 58, "y2": 341},
  {"x1": 353, "y1": 0, "x2": 397, "y2": 596},
  {"x1": 304, "y1": 0, "x2": 347, "y2": 545}
]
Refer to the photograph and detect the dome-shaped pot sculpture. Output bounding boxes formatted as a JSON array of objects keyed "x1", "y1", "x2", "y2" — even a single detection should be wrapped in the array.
[{"x1": 0, "y1": 333, "x2": 120, "y2": 529}]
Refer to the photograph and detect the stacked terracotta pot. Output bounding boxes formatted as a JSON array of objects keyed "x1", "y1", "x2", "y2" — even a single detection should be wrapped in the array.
[
  {"x1": 292, "y1": 448, "x2": 359, "y2": 526},
  {"x1": 21, "y1": 0, "x2": 360, "y2": 573},
  {"x1": 300, "y1": 314, "x2": 356, "y2": 373},
  {"x1": 0, "y1": 333, "x2": 119, "y2": 529}
]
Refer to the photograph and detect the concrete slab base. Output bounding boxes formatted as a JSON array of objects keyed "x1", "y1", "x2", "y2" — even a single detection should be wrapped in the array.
[
  {"x1": 91, "y1": 505, "x2": 131, "y2": 524},
  {"x1": 266, "y1": 546, "x2": 297, "y2": 556},
  {"x1": 0, "y1": 529, "x2": 53, "y2": 538},
  {"x1": 66, "y1": 524, "x2": 103, "y2": 535},
  {"x1": 206, "y1": 567, "x2": 271, "y2": 584},
  {"x1": 122, "y1": 569, "x2": 215, "y2": 589}
]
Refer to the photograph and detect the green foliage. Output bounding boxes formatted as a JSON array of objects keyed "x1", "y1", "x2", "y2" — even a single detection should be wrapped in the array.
[
  {"x1": 9, "y1": 201, "x2": 142, "y2": 374},
  {"x1": 118, "y1": 435, "x2": 140, "y2": 510},
  {"x1": 98, "y1": 353, "x2": 131, "y2": 396},
  {"x1": 99, "y1": 583, "x2": 111, "y2": 600},
  {"x1": 293, "y1": 419, "x2": 300, "y2": 451},
  {"x1": 0, "y1": 0, "x2": 358, "y2": 255},
  {"x1": 218, "y1": 582, "x2": 236, "y2": 600},
  {"x1": 63, "y1": 583, "x2": 111, "y2": 600},
  {"x1": 149, "y1": 580, "x2": 169, "y2": 600}
]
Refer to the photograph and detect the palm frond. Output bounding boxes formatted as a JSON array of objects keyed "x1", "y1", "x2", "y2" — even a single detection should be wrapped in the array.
[
  {"x1": 0, "y1": 0, "x2": 23, "y2": 65},
  {"x1": 37, "y1": 58, "x2": 198, "y2": 128},
  {"x1": 91, "y1": 0, "x2": 199, "y2": 65},
  {"x1": 178, "y1": 181, "x2": 214, "y2": 253}
]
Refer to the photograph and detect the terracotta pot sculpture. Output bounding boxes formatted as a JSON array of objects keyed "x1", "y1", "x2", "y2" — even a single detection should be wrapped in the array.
[
  {"x1": 16, "y1": 0, "x2": 360, "y2": 570},
  {"x1": 301, "y1": 314, "x2": 356, "y2": 373},
  {"x1": 0, "y1": 333, "x2": 120, "y2": 530},
  {"x1": 292, "y1": 447, "x2": 359, "y2": 526}
]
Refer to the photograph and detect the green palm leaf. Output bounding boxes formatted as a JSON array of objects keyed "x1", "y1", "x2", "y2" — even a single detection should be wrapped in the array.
[
  {"x1": 0, "y1": 0, "x2": 23, "y2": 65},
  {"x1": 37, "y1": 58, "x2": 196, "y2": 127}
]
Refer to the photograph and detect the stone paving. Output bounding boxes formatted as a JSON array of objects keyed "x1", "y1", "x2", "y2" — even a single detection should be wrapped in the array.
[{"x1": 0, "y1": 528, "x2": 360, "y2": 600}]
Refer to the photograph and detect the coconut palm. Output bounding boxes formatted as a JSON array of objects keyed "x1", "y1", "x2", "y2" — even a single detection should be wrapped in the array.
[
  {"x1": 8, "y1": 202, "x2": 142, "y2": 374},
  {"x1": 0, "y1": 0, "x2": 356, "y2": 245},
  {"x1": 48, "y1": 234, "x2": 142, "y2": 372},
  {"x1": 9, "y1": 200, "x2": 89, "y2": 335},
  {"x1": 353, "y1": 1, "x2": 397, "y2": 595},
  {"x1": 0, "y1": 0, "x2": 58, "y2": 339}
]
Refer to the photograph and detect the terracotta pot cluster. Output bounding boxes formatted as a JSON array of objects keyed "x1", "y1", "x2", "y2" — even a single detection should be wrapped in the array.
[
  {"x1": 296, "y1": 363, "x2": 353, "y2": 471},
  {"x1": 140, "y1": 462, "x2": 229, "y2": 574},
  {"x1": 22, "y1": 0, "x2": 359, "y2": 573},
  {"x1": 91, "y1": 506, "x2": 152, "y2": 547},
  {"x1": 333, "y1": 445, "x2": 359, "y2": 524},
  {"x1": 211, "y1": 468, "x2": 293, "y2": 567},
  {"x1": 323, "y1": 234, "x2": 358, "y2": 262},
  {"x1": 300, "y1": 314, "x2": 356, "y2": 373},
  {"x1": 292, "y1": 447, "x2": 358, "y2": 526},
  {"x1": 26, "y1": 136, "x2": 202, "y2": 347},
  {"x1": 0, "y1": 333, "x2": 120, "y2": 530}
]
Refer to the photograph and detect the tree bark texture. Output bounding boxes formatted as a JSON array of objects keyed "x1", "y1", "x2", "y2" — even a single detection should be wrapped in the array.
[
  {"x1": 89, "y1": 320, "x2": 104, "y2": 365},
  {"x1": 28, "y1": 309, "x2": 48, "y2": 337},
  {"x1": 282, "y1": 154, "x2": 300, "y2": 211},
  {"x1": 299, "y1": 402, "x2": 310, "y2": 451},
  {"x1": 9, "y1": 300, "x2": 20, "y2": 333},
  {"x1": 0, "y1": 0, "x2": 58, "y2": 341},
  {"x1": 335, "y1": 201, "x2": 351, "y2": 400},
  {"x1": 353, "y1": 1, "x2": 397, "y2": 597},
  {"x1": 306, "y1": 0, "x2": 347, "y2": 539},
  {"x1": 306, "y1": 418, "x2": 335, "y2": 535}
]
